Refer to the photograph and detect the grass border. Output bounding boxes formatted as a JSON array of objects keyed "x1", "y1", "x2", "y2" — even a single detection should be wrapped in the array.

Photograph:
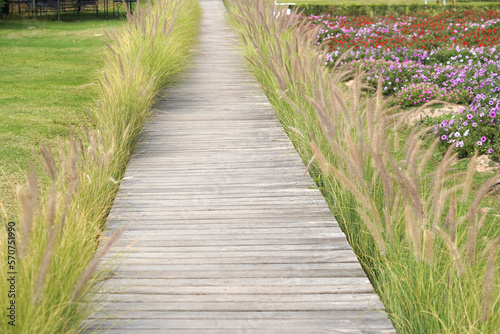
[
  {"x1": 225, "y1": 0, "x2": 499, "y2": 332},
  {"x1": 0, "y1": 0, "x2": 201, "y2": 332}
]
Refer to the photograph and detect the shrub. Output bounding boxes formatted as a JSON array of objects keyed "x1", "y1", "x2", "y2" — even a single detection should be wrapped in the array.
[
  {"x1": 295, "y1": 3, "x2": 500, "y2": 17},
  {"x1": 396, "y1": 82, "x2": 473, "y2": 107},
  {"x1": 0, "y1": 1, "x2": 6, "y2": 16},
  {"x1": 436, "y1": 101, "x2": 500, "y2": 159}
]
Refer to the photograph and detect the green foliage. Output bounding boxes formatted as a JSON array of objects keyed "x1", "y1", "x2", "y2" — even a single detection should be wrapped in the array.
[
  {"x1": 458, "y1": 0, "x2": 499, "y2": 2},
  {"x1": 436, "y1": 107, "x2": 500, "y2": 159},
  {"x1": 395, "y1": 83, "x2": 473, "y2": 107},
  {"x1": 295, "y1": 3, "x2": 500, "y2": 16},
  {"x1": 0, "y1": 1, "x2": 6, "y2": 16}
]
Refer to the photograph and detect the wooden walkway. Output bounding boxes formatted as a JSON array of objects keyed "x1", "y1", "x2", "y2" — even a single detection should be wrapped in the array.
[{"x1": 89, "y1": 0, "x2": 396, "y2": 333}]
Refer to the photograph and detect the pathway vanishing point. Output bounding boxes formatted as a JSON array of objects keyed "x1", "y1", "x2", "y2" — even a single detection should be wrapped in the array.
[{"x1": 89, "y1": 1, "x2": 396, "y2": 332}]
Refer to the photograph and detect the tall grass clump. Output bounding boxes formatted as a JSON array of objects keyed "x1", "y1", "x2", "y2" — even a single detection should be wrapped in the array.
[
  {"x1": 95, "y1": 0, "x2": 201, "y2": 151},
  {"x1": 0, "y1": 1, "x2": 200, "y2": 333},
  {"x1": 226, "y1": 0, "x2": 499, "y2": 332}
]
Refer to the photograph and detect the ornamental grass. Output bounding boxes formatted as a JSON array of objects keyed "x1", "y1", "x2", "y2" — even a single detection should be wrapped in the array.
[
  {"x1": 0, "y1": 1, "x2": 200, "y2": 333},
  {"x1": 226, "y1": 0, "x2": 499, "y2": 332}
]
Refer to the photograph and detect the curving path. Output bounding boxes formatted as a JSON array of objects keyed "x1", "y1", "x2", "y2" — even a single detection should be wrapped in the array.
[{"x1": 89, "y1": 0, "x2": 396, "y2": 333}]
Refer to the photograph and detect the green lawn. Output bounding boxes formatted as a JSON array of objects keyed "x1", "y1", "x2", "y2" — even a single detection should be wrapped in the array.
[{"x1": 0, "y1": 17, "x2": 125, "y2": 214}]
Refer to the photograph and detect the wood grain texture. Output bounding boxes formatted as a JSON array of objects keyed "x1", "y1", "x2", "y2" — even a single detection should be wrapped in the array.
[{"x1": 87, "y1": 0, "x2": 396, "y2": 332}]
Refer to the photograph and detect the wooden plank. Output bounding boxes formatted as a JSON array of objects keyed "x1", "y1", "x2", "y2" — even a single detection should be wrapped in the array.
[
  {"x1": 85, "y1": 329, "x2": 392, "y2": 334},
  {"x1": 88, "y1": 310, "x2": 389, "y2": 321},
  {"x1": 100, "y1": 293, "x2": 380, "y2": 302},
  {"x1": 105, "y1": 240, "x2": 347, "y2": 248},
  {"x1": 103, "y1": 221, "x2": 338, "y2": 229},
  {"x1": 110, "y1": 200, "x2": 330, "y2": 207},
  {"x1": 86, "y1": 319, "x2": 394, "y2": 330},
  {"x1": 108, "y1": 260, "x2": 363, "y2": 270},
  {"x1": 106, "y1": 269, "x2": 367, "y2": 279},
  {"x1": 107, "y1": 210, "x2": 333, "y2": 217},
  {"x1": 109, "y1": 190, "x2": 321, "y2": 197},
  {"x1": 85, "y1": 311, "x2": 397, "y2": 332},
  {"x1": 110, "y1": 196, "x2": 327, "y2": 204},
  {"x1": 105, "y1": 233, "x2": 343, "y2": 241},
  {"x1": 96, "y1": 284, "x2": 374, "y2": 295},
  {"x1": 89, "y1": 301, "x2": 383, "y2": 312},
  {"x1": 101, "y1": 254, "x2": 353, "y2": 264},
  {"x1": 105, "y1": 229, "x2": 344, "y2": 237},
  {"x1": 101, "y1": 250, "x2": 351, "y2": 259},
  {"x1": 104, "y1": 227, "x2": 344, "y2": 236},
  {"x1": 97, "y1": 277, "x2": 372, "y2": 287},
  {"x1": 101, "y1": 256, "x2": 358, "y2": 265},
  {"x1": 104, "y1": 244, "x2": 348, "y2": 253}
]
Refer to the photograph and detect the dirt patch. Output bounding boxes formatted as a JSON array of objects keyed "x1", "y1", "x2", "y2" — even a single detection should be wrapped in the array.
[
  {"x1": 345, "y1": 80, "x2": 354, "y2": 87},
  {"x1": 476, "y1": 155, "x2": 499, "y2": 174},
  {"x1": 407, "y1": 104, "x2": 465, "y2": 124},
  {"x1": 74, "y1": 83, "x2": 94, "y2": 90}
]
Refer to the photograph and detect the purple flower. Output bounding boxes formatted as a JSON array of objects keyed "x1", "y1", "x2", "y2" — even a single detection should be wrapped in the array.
[
  {"x1": 491, "y1": 112, "x2": 497, "y2": 118},
  {"x1": 488, "y1": 149, "x2": 493, "y2": 154},
  {"x1": 481, "y1": 136, "x2": 487, "y2": 142},
  {"x1": 477, "y1": 141, "x2": 483, "y2": 146},
  {"x1": 467, "y1": 114, "x2": 473, "y2": 120},
  {"x1": 441, "y1": 135, "x2": 447, "y2": 141}
]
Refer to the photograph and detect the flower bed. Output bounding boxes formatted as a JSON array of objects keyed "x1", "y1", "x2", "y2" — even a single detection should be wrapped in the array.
[{"x1": 307, "y1": 9, "x2": 500, "y2": 160}]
